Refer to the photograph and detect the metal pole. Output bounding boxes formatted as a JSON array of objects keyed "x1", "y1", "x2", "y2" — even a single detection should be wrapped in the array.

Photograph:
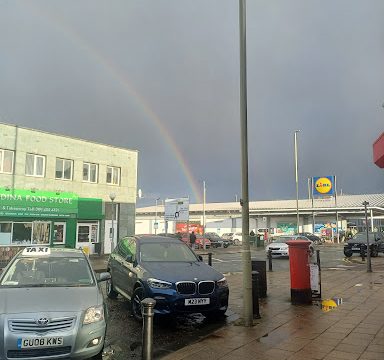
[
  {"x1": 370, "y1": 209, "x2": 374, "y2": 232},
  {"x1": 155, "y1": 198, "x2": 159, "y2": 235},
  {"x1": 294, "y1": 130, "x2": 300, "y2": 234},
  {"x1": 363, "y1": 201, "x2": 372, "y2": 273},
  {"x1": 239, "y1": 0, "x2": 253, "y2": 327},
  {"x1": 203, "y1": 181, "x2": 206, "y2": 238},
  {"x1": 208, "y1": 252, "x2": 212, "y2": 266},
  {"x1": 111, "y1": 199, "x2": 115, "y2": 252},
  {"x1": 268, "y1": 249, "x2": 272, "y2": 272},
  {"x1": 141, "y1": 298, "x2": 156, "y2": 360}
]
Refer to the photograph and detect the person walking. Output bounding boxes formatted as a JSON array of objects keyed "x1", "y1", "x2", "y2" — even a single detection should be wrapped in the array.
[{"x1": 190, "y1": 231, "x2": 197, "y2": 250}]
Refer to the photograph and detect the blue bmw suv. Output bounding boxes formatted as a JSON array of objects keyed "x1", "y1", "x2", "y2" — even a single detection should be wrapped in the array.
[{"x1": 106, "y1": 235, "x2": 229, "y2": 321}]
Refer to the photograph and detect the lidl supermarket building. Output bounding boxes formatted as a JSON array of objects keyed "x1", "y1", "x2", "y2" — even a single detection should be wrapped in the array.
[{"x1": 0, "y1": 123, "x2": 138, "y2": 265}]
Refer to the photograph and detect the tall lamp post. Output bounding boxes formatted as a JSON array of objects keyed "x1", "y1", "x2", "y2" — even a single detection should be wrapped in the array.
[
  {"x1": 363, "y1": 201, "x2": 372, "y2": 273},
  {"x1": 294, "y1": 130, "x2": 300, "y2": 233},
  {"x1": 109, "y1": 193, "x2": 116, "y2": 252}
]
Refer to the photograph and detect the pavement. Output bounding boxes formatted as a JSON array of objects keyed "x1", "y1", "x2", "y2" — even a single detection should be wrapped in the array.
[{"x1": 90, "y1": 249, "x2": 384, "y2": 360}]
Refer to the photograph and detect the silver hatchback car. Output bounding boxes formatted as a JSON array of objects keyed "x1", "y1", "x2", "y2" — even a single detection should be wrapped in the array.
[{"x1": 0, "y1": 247, "x2": 110, "y2": 360}]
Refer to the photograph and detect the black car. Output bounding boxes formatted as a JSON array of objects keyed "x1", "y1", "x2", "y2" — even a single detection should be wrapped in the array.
[
  {"x1": 106, "y1": 235, "x2": 229, "y2": 321},
  {"x1": 343, "y1": 232, "x2": 384, "y2": 258},
  {"x1": 298, "y1": 232, "x2": 323, "y2": 245},
  {"x1": 204, "y1": 233, "x2": 230, "y2": 248}
]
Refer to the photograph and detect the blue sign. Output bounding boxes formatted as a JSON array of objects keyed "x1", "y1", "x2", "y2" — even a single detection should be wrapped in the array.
[{"x1": 313, "y1": 176, "x2": 335, "y2": 196}]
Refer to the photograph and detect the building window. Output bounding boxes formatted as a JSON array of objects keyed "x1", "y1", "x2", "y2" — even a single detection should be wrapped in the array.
[
  {"x1": 12, "y1": 222, "x2": 32, "y2": 245},
  {"x1": 0, "y1": 223, "x2": 12, "y2": 245},
  {"x1": 56, "y1": 158, "x2": 73, "y2": 180},
  {"x1": 0, "y1": 149, "x2": 14, "y2": 174},
  {"x1": 25, "y1": 153, "x2": 45, "y2": 177},
  {"x1": 32, "y1": 222, "x2": 51, "y2": 244},
  {"x1": 106, "y1": 166, "x2": 120, "y2": 185},
  {"x1": 83, "y1": 162, "x2": 98, "y2": 183}
]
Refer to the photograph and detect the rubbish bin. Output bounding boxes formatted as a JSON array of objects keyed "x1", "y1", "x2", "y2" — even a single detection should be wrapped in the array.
[
  {"x1": 257, "y1": 235, "x2": 265, "y2": 248},
  {"x1": 251, "y1": 259, "x2": 267, "y2": 297},
  {"x1": 94, "y1": 242, "x2": 102, "y2": 256}
]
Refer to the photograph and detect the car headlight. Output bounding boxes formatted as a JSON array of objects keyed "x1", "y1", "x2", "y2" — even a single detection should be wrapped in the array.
[
  {"x1": 147, "y1": 278, "x2": 172, "y2": 289},
  {"x1": 83, "y1": 305, "x2": 104, "y2": 325},
  {"x1": 217, "y1": 277, "x2": 228, "y2": 288}
]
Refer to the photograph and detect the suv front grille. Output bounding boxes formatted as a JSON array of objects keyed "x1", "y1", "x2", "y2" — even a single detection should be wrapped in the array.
[
  {"x1": 9, "y1": 317, "x2": 75, "y2": 333},
  {"x1": 198, "y1": 281, "x2": 215, "y2": 295},
  {"x1": 176, "y1": 281, "x2": 196, "y2": 295}
]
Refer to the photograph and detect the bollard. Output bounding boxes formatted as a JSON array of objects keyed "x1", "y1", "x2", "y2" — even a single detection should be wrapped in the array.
[
  {"x1": 361, "y1": 247, "x2": 365, "y2": 262},
  {"x1": 141, "y1": 298, "x2": 156, "y2": 360},
  {"x1": 268, "y1": 249, "x2": 273, "y2": 272},
  {"x1": 251, "y1": 270, "x2": 261, "y2": 319},
  {"x1": 208, "y1": 252, "x2": 212, "y2": 266}
]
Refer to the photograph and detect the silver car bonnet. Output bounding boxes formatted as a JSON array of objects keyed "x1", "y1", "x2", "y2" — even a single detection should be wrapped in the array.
[{"x1": 0, "y1": 286, "x2": 101, "y2": 314}]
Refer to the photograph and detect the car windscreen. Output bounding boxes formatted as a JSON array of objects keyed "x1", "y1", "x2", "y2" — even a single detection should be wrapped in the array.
[
  {"x1": 0, "y1": 256, "x2": 94, "y2": 287},
  {"x1": 140, "y1": 242, "x2": 198, "y2": 262}
]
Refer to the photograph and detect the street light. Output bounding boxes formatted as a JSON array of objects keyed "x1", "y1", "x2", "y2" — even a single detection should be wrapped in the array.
[
  {"x1": 109, "y1": 193, "x2": 116, "y2": 252},
  {"x1": 154, "y1": 198, "x2": 160, "y2": 235},
  {"x1": 294, "y1": 130, "x2": 301, "y2": 233},
  {"x1": 363, "y1": 201, "x2": 372, "y2": 273}
]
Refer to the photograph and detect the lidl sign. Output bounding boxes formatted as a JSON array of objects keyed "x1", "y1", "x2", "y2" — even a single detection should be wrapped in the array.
[
  {"x1": 313, "y1": 176, "x2": 335, "y2": 196},
  {"x1": 0, "y1": 188, "x2": 78, "y2": 218}
]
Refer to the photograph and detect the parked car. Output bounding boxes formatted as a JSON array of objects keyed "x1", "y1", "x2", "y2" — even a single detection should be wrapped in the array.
[
  {"x1": 221, "y1": 233, "x2": 235, "y2": 245},
  {"x1": 204, "y1": 233, "x2": 230, "y2": 248},
  {"x1": 265, "y1": 235, "x2": 315, "y2": 257},
  {"x1": 232, "y1": 232, "x2": 243, "y2": 246},
  {"x1": 180, "y1": 233, "x2": 211, "y2": 249},
  {"x1": 298, "y1": 232, "x2": 323, "y2": 245},
  {"x1": 106, "y1": 235, "x2": 229, "y2": 321},
  {"x1": 343, "y1": 232, "x2": 384, "y2": 258},
  {"x1": 0, "y1": 246, "x2": 110, "y2": 360}
]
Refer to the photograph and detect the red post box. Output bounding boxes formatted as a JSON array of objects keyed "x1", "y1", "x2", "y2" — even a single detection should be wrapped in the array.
[{"x1": 286, "y1": 239, "x2": 312, "y2": 305}]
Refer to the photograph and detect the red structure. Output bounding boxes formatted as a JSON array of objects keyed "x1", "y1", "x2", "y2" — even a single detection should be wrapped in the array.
[
  {"x1": 286, "y1": 239, "x2": 312, "y2": 305},
  {"x1": 373, "y1": 132, "x2": 384, "y2": 168}
]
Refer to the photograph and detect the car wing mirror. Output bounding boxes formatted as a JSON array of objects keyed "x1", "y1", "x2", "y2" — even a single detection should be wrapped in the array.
[
  {"x1": 198, "y1": 255, "x2": 203, "y2": 262},
  {"x1": 125, "y1": 255, "x2": 133, "y2": 263},
  {"x1": 97, "y1": 272, "x2": 111, "y2": 283}
]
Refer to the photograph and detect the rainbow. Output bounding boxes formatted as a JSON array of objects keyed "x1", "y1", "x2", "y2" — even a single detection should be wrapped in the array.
[{"x1": 24, "y1": 3, "x2": 203, "y2": 203}]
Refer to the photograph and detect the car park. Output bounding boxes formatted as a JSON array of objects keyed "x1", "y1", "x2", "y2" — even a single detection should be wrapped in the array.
[
  {"x1": 0, "y1": 247, "x2": 110, "y2": 360},
  {"x1": 106, "y1": 235, "x2": 229, "y2": 321},
  {"x1": 204, "y1": 233, "x2": 230, "y2": 248},
  {"x1": 265, "y1": 235, "x2": 315, "y2": 257},
  {"x1": 343, "y1": 232, "x2": 384, "y2": 257}
]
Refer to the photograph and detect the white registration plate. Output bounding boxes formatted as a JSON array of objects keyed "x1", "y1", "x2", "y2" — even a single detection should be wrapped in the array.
[
  {"x1": 17, "y1": 337, "x2": 63, "y2": 349},
  {"x1": 352, "y1": 247, "x2": 360, "y2": 250},
  {"x1": 185, "y1": 298, "x2": 210, "y2": 306}
]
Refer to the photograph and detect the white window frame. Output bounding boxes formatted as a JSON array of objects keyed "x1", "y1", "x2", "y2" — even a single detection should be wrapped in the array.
[
  {"x1": 25, "y1": 153, "x2": 45, "y2": 177},
  {"x1": 83, "y1": 162, "x2": 98, "y2": 183},
  {"x1": 55, "y1": 158, "x2": 73, "y2": 181},
  {"x1": 106, "y1": 166, "x2": 121, "y2": 185},
  {"x1": 0, "y1": 149, "x2": 14, "y2": 174}
]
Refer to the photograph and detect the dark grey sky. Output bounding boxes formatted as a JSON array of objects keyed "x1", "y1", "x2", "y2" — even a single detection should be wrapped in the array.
[{"x1": 1, "y1": 1, "x2": 384, "y2": 206}]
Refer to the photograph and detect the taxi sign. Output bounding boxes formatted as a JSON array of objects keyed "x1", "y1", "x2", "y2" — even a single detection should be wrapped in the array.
[{"x1": 22, "y1": 247, "x2": 51, "y2": 256}]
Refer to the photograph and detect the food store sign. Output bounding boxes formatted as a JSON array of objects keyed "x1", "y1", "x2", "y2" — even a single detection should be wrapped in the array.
[{"x1": 0, "y1": 189, "x2": 78, "y2": 218}]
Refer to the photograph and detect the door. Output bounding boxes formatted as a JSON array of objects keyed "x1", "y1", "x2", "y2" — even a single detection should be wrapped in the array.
[{"x1": 76, "y1": 223, "x2": 99, "y2": 255}]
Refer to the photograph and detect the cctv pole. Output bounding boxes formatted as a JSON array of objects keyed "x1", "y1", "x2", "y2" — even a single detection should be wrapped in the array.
[
  {"x1": 203, "y1": 181, "x2": 206, "y2": 238},
  {"x1": 239, "y1": 0, "x2": 253, "y2": 327},
  {"x1": 363, "y1": 201, "x2": 372, "y2": 272}
]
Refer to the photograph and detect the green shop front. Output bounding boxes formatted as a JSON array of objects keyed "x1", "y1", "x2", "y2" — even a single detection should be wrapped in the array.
[{"x1": 0, "y1": 189, "x2": 103, "y2": 265}]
